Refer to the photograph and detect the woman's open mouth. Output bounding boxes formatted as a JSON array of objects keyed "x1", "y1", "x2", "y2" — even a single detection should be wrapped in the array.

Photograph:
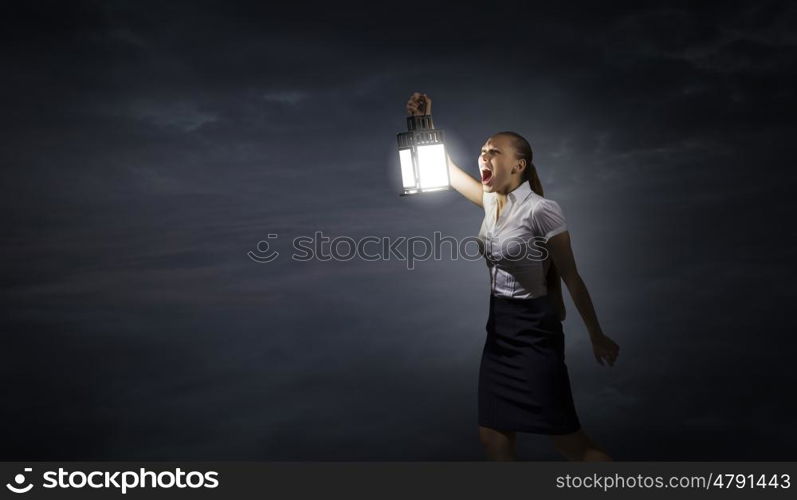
[{"x1": 481, "y1": 169, "x2": 493, "y2": 184}]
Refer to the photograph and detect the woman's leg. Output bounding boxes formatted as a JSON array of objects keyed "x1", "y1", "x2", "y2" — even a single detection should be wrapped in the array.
[
  {"x1": 549, "y1": 429, "x2": 612, "y2": 461},
  {"x1": 479, "y1": 426, "x2": 518, "y2": 461}
]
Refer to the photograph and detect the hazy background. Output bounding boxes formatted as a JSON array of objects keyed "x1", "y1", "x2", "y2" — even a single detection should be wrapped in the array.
[{"x1": 2, "y1": 0, "x2": 795, "y2": 460}]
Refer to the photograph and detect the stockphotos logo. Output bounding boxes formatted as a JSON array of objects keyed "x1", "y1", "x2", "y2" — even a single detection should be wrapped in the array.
[
  {"x1": 6, "y1": 468, "x2": 34, "y2": 494},
  {"x1": 5, "y1": 467, "x2": 219, "y2": 495}
]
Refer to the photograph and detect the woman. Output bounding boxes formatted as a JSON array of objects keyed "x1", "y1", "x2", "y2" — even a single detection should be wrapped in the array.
[{"x1": 405, "y1": 92, "x2": 621, "y2": 461}]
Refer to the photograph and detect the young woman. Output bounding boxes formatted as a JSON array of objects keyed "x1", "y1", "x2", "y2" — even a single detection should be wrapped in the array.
[{"x1": 405, "y1": 92, "x2": 620, "y2": 461}]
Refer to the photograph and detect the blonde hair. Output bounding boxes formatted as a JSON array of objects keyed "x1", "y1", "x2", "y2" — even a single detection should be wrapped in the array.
[{"x1": 491, "y1": 131, "x2": 567, "y2": 321}]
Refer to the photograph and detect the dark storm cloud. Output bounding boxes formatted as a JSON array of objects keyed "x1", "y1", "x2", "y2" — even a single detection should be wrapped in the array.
[{"x1": 1, "y1": 0, "x2": 795, "y2": 460}]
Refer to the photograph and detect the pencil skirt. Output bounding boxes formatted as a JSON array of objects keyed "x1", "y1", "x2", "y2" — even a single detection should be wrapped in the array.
[{"x1": 478, "y1": 293, "x2": 581, "y2": 435}]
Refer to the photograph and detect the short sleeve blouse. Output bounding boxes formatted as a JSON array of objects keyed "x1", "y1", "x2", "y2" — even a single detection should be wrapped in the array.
[
  {"x1": 531, "y1": 198, "x2": 568, "y2": 241},
  {"x1": 478, "y1": 181, "x2": 569, "y2": 298}
]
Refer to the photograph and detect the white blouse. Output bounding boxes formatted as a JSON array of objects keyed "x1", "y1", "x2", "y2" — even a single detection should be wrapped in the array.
[{"x1": 477, "y1": 180, "x2": 568, "y2": 299}]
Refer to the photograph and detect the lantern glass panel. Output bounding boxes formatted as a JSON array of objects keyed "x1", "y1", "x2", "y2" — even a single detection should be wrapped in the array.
[
  {"x1": 399, "y1": 148, "x2": 415, "y2": 188},
  {"x1": 417, "y1": 143, "x2": 447, "y2": 189}
]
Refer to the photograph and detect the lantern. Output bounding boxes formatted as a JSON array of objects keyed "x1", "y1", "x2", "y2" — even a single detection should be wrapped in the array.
[{"x1": 396, "y1": 114, "x2": 450, "y2": 196}]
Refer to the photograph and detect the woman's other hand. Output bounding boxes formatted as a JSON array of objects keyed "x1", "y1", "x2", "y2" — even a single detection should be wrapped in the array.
[
  {"x1": 406, "y1": 92, "x2": 432, "y2": 116},
  {"x1": 591, "y1": 333, "x2": 620, "y2": 367}
]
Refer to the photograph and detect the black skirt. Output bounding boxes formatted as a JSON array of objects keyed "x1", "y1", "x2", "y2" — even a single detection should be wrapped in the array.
[{"x1": 478, "y1": 293, "x2": 581, "y2": 435}]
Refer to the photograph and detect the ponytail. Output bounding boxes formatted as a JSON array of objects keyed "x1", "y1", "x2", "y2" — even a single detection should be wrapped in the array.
[{"x1": 526, "y1": 161, "x2": 544, "y2": 197}]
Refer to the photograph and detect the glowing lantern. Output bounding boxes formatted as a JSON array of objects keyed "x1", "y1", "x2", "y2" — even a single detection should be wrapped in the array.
[{"x1": 396, "y1": 114, "x2": 450, "y2": 196}]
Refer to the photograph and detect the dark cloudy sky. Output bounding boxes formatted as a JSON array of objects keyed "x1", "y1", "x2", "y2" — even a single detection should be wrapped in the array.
[{"x1": 2, "y1": 0, "x2": 795, "y2": 460}]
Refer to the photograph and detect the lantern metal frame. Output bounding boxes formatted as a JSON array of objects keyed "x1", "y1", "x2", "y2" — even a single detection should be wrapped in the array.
[{"x1": 397, "y1": 114, "x2": 451, "y2": 196}]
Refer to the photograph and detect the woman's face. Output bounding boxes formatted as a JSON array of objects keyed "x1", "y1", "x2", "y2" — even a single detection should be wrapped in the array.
[{"x1": 477, "y1": 135, "x2": 523, "y2": 194}]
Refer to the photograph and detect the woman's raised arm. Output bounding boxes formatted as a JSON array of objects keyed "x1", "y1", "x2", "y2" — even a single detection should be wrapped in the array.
[
  {"x1": 406, "y1": 92, "x2": 483, "y2": 208},
  {"x1": 446, "y1": 152, "x2": 484, "y2": 207}
]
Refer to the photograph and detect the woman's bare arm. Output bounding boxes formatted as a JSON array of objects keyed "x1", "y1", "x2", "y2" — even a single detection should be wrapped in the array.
[
  {"x1": 406, "y1": 92, "x2": 483, "y2": 208},
  {"x1": 547, "y1": 231, "x2": 620, "y2": 366},
  {"x1": 447, "y1": 153, "x2": 484, "y2": 208}
]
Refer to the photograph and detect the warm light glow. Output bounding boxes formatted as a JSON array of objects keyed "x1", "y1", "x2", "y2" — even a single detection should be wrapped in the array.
[
  {"x1": 416, "y1": 143, "x2": 447, "y2": 189},
  {"x1": 399, "y1": 149, "x2": 415, "y2": 188}
]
